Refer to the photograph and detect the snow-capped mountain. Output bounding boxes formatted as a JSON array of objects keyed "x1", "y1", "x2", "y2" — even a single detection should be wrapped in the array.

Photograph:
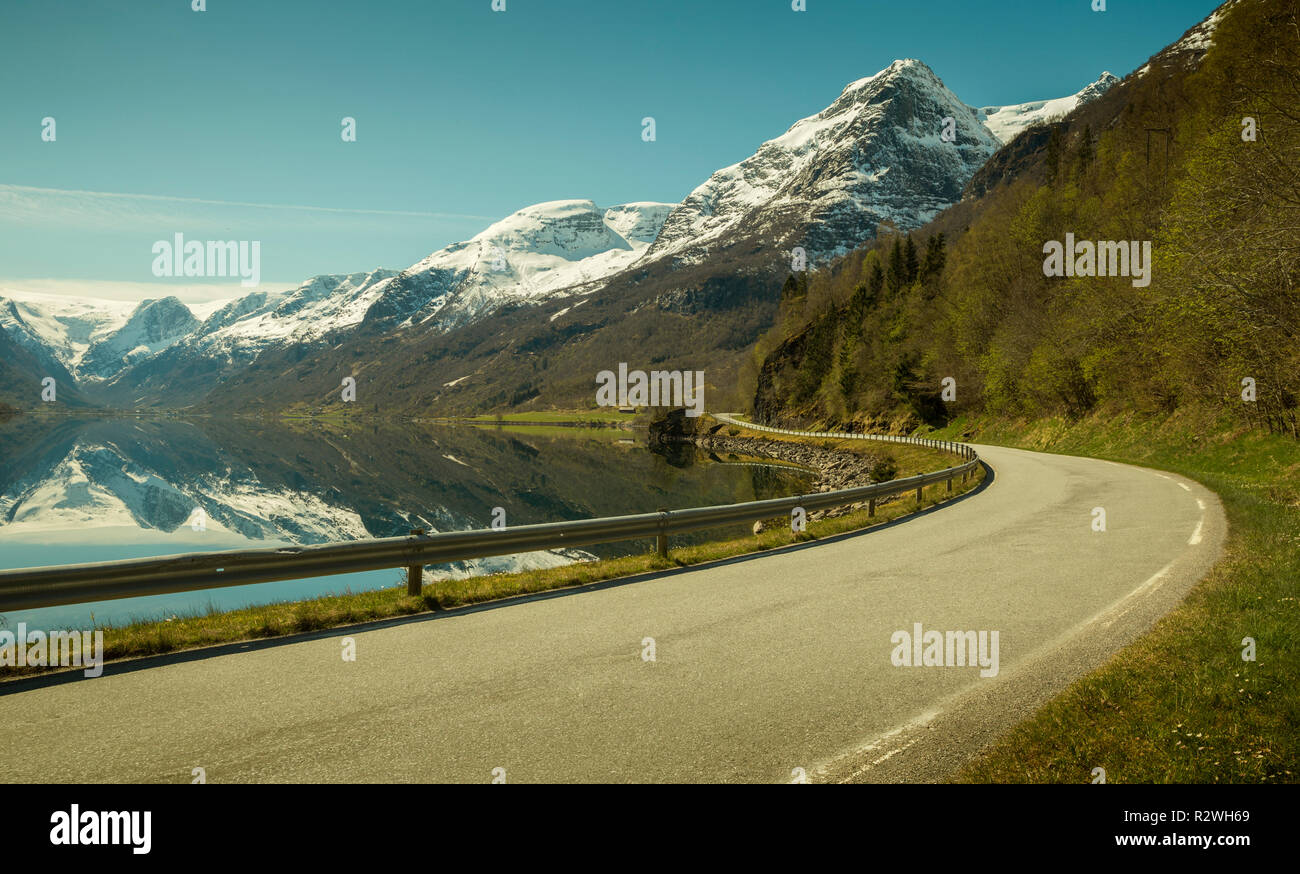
[
  {"x1": 2, "y1": 58, "x2": 1117, "y2": 410},
  {"x1": 0, "y1": 291, "x2": 134, "y2": 378},
  {"x1": 78, "y1": 296, "x2": 200, "y2": 379},
  {"x1": 975, "y1": 72, "x2": 1120, "y2": 144},
  {"x1": 0, "y1": 290, "x2": 236, "y2": 385},
  {"x1": 54, "y1": 202, "x2": 669, "y2": 402},
  {"x1": 1135, "y1": 0, "x2": 1235, "y2": 78},
  {"x1": 373, "y1": 199, "x2": 674, "y2": 331},
  {"x1": 648, "y1": 59, "x2": 1002, "y2": 266},
  {"x1": 184, "y1": 269, "x2": 398, "y2": 356}
]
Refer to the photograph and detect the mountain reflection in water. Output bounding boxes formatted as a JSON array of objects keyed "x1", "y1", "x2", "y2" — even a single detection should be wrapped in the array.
[{"x1": 0, "y1": 415, "x2": 812, "y2": 628}]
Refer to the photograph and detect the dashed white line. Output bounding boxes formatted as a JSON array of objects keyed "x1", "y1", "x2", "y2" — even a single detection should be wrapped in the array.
[{"x1": 1098, "y1": 561, "x2": 1175, "y2": 629}]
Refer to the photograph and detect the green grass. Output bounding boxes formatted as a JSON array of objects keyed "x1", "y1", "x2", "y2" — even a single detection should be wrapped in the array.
[
  {"x1": 453, "y1": 423, "x2": 638, "y2": 440},
  {"x1": 0, "y1": 434, "x2": 981, "y2": 679},
  {"x1": 453, "y1": 410, "x2": 638, "y2": 425},
  {"x1": 928, "y1": 408, "x2": 1299, "y2": 784}
]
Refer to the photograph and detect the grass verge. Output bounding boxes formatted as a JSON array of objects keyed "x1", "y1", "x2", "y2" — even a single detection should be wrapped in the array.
[
  {"x1": 450, "y1": 410, "x2": 638, "y2": 426},
  {"x1": 929, "y1": 408, "x2": 1298, "y2": 783}
]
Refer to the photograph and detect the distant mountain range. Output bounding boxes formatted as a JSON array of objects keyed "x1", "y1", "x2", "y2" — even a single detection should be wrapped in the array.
[{"x1": 1, "y1": 61, "x2": 1121, "y2": 412}]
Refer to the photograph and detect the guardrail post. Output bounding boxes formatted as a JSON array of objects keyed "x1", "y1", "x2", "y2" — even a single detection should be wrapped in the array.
[
  {"x1": 868, "y1": 498, "x2": 876, "y2": 517},
  {"x1": 947, "y1": 477, "x2": 953, "y2": 493},
  {"x1": 915, "y1": 485, "x2": 923, "y2": 505},
  {"x1": 406, "y1": 528, "x2": 425, "y2": 596},
  {"x1": 656, "y1": 508, "x2": 669, "y2": 559}
]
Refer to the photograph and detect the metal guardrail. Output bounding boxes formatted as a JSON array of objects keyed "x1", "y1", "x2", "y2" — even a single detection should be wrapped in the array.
[
  {"x1": 711, "y1": 413, "x2": 977, "y2": 458},
  {"x1": 0, "y1": 419, "x2": 980, "y2": 612}
]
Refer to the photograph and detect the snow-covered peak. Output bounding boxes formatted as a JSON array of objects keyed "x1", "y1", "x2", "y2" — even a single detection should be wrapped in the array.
[
  {"x1": 1076, "y1": 71, "x2": 1120, "y2": 103},
  {"x1": 93, "y1": 200, "x2": 677, "y2": 388},
  {"x1": 838, "y1": 58, "x2": 935, "y2": 99},
  {"x1": 976, "y1": 72, "x2": 1120, "y2": 144},
  {"x1": 766, "y1": 59, "x2": 957, "y2": 154},
  {"x1": 393, "y1": 199, "x2": 676, "y2": 328},
  {"x1": 467, "y1": 199, "x2": 632, "y2": 260},
  {"x1": 0, "y1": 289, "x2": 136, "y2": 372},
  {"x1": 78, "y1": 296, "x2": 200, "y2": 379},
  {"x1": 603, "y1": 202, "x2": 676, "y2": 245},
  {"x1": 647, "y1": 58, "x2": 1001, "y2": 264},
  {"x1": 1135, "y1": 1, "x2": 1234, "y2": 78},
  {"x1": 185, "y1": 269, "x2": 399, "y2": 353},
  {"x1": 408, "y1": 199, "x2": 675, "y2": 272}
]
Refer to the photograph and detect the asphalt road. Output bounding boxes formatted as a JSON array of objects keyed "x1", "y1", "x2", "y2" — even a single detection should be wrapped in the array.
[{"x1": 0, "y1": 444, "x2": 1225, "y2": 783}]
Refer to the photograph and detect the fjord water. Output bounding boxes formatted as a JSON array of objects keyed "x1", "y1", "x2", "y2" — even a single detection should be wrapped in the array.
[{"x1": 0, "y1": 416, "x2": 812, "y2": 631}]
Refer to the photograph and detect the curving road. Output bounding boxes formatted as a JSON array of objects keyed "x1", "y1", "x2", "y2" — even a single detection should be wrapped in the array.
[{"x1": 0, "y1": 443, "x2": 1224, "y2": 783}]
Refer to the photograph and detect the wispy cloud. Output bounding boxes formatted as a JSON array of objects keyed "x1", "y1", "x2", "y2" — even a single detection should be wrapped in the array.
[{"x1": 0, "y1": 184, "x2": 498, "y2": 231}]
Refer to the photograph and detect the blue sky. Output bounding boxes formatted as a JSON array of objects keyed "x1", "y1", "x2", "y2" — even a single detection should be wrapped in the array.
[{"x1": 1, "y1": 0, "x2": 1222, "y2": 298}]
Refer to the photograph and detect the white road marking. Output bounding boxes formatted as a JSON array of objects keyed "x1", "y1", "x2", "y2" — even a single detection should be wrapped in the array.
[
  {"x1": 1097, "y1": 561, "x2": 1175, "y2": 629},
  {"x1": 868, "y1": 737, "x2": 921, "y2": 768},
  {"x1": 823, "y1": 551, "x2": 1189, "y2": 780},
  {"x1": 1178, "y1": 482, "x2": 1191, "y2": 492},
  {"x1": 1197, "y1": 499, "x2": 1207, "y2": 510},
  {"x1": 1189, "y1": 519, "x2": 1204, "y2": 546},
  {"x1": 814, "y1": 709, "x2": 940, "y2": 783}
]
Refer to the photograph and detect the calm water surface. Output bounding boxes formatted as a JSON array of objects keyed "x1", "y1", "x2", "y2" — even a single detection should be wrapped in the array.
[{"x1": 0, "y1": 416, "x2": 812, "y2": 630}]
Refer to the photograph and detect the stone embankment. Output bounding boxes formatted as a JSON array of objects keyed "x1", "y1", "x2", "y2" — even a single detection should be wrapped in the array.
[{"x1": 688, "y1": 428, "x2": 898, "y2": 530}]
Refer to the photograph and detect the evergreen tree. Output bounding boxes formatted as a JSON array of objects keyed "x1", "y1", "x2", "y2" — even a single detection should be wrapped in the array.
[
  {"x1": 887, "y1": 237, "x2": 905, "y2": 292},
  {"x1": 1075, "y1": 125, "x2": 1095, "y2": 174},
  {"x1": 903, "y1": 235, "x2": 920, "y2": 284},
  {"x1": 868, "y1": 260, "x2": 886, "y2": 299},
  {"x1": 847, "y1": 283, "x2": 872, "y2": 327},
  {"x1": 921, "y1": 233, "x2": 946, "y2": 279},
  {"x1": 1045, "y1": 125, "x2": 1064, "y2": 184}
]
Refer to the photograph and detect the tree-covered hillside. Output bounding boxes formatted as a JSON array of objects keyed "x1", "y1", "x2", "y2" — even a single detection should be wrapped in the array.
[{"x1": 751, "y1": 0, "x2": 1297, "y2": 439}]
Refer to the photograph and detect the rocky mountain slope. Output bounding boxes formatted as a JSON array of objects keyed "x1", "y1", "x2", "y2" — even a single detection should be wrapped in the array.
[{"x1": 646, "y1": 59, "x2": 1003, "y2": 267}]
